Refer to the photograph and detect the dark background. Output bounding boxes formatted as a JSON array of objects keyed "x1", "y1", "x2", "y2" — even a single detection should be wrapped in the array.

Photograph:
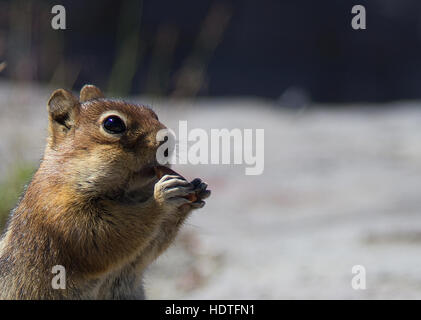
[{"x1": 1, "y1": 0, "x2": 421, "y2": 103}]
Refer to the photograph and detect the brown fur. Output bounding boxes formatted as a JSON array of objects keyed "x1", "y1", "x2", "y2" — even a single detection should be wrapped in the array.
[{"x1": 0, "y1": 85, "x2": 210, "y2": 299}]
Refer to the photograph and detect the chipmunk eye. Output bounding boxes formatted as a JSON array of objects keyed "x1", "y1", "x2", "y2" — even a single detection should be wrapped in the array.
[{"x1": 103, "y1": 116, "x2": 126, "y2": 134}]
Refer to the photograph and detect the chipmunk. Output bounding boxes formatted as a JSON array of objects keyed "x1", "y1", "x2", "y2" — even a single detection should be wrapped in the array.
[{"x1": 0, "y1": 85, "x2": 210, "y2": 299}]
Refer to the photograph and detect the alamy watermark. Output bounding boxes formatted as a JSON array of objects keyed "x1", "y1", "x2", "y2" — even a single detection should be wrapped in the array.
[
  {"x1": 351, "y1": 5, "x2": 366, "y2": 30},
  {"x1": 351, "y1": 265, "x2": 366, "y2": 290},
  {"x1": 51, "y1": 265, "x2": 66, "y2": 290},
  {"x1": 156, "y1": 121, "x2": 265, "y2": 176},
  {"x1": 51, "y1": 5, "x2": 66, "y2": 30}
]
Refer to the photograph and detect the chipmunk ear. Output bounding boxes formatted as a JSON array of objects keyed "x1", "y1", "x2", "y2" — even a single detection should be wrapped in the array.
[
  {"x1": 80, "y1": 84, "x2": 104, "y2": 102},
  {"x1": 47, "y1": 89, "x2": 79, "y2": 143}
]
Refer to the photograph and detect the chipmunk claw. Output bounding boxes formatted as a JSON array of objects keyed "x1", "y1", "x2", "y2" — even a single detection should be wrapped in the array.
[
  {"x1": 197, "y1": 189, "x2": 211, "y2": 199},
  {"x1": 190, "y1": 178, "x2": 208, "y2": 193},
  {"x1": 188, "y1": 178, "x2": 211, "y2": 208},
  {"x1": 191, "y1": 200, "x2": 206, "y2": 209}
]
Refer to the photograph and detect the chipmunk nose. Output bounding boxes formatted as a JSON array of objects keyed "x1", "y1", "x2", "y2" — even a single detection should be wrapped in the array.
[{"x1": 143, "y1": 131, "x2": 168, "y2": 149}]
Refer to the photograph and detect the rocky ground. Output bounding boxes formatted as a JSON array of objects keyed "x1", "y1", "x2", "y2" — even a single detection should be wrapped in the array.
[{"x1": 1, "y1": 81, "x2": 421, "y2": 299}]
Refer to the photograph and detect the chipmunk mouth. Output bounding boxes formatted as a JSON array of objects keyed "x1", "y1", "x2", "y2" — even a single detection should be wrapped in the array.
[
  {"x1": 134, "y1": 162, "x2": 170, "y2": 179},
  {"x1": 134, "y1": 165, "x2": 156, "y2": 178},
  {"x1": 127, "y1": 165, "x2": 159, "y2": 191}
]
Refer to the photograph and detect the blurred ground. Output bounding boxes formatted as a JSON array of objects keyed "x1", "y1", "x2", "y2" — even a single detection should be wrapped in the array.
[{"x1": 1, "y1": 81, "x2": 421, "y2": 299}]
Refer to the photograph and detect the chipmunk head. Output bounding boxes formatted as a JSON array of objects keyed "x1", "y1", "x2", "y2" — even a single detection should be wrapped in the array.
[{"x1": 45, "y1": 85, "x2": 166, "y2": 197}]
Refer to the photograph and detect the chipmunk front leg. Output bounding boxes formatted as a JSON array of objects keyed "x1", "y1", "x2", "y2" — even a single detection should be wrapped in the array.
[
  {"x1": 135, "y1": 176, "x2": 210, "y2": 271},
  {"x1": 140, "y1": 175, "x2": 211, "y2": 267},
  {"x1": 99, "y1": 174, "x2": 201, "y2": 297},
  {"x1": 103, "y1": 174, "x2": 210, "y2": 299},
  {"x1": 132, "y1": 174, "x2": 198, "y2": 268}
]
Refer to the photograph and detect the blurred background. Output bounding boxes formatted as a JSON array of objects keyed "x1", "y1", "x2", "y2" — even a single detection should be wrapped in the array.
[{"x1": 1, "y1": 0, "x2": 421, "y2": 299}]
